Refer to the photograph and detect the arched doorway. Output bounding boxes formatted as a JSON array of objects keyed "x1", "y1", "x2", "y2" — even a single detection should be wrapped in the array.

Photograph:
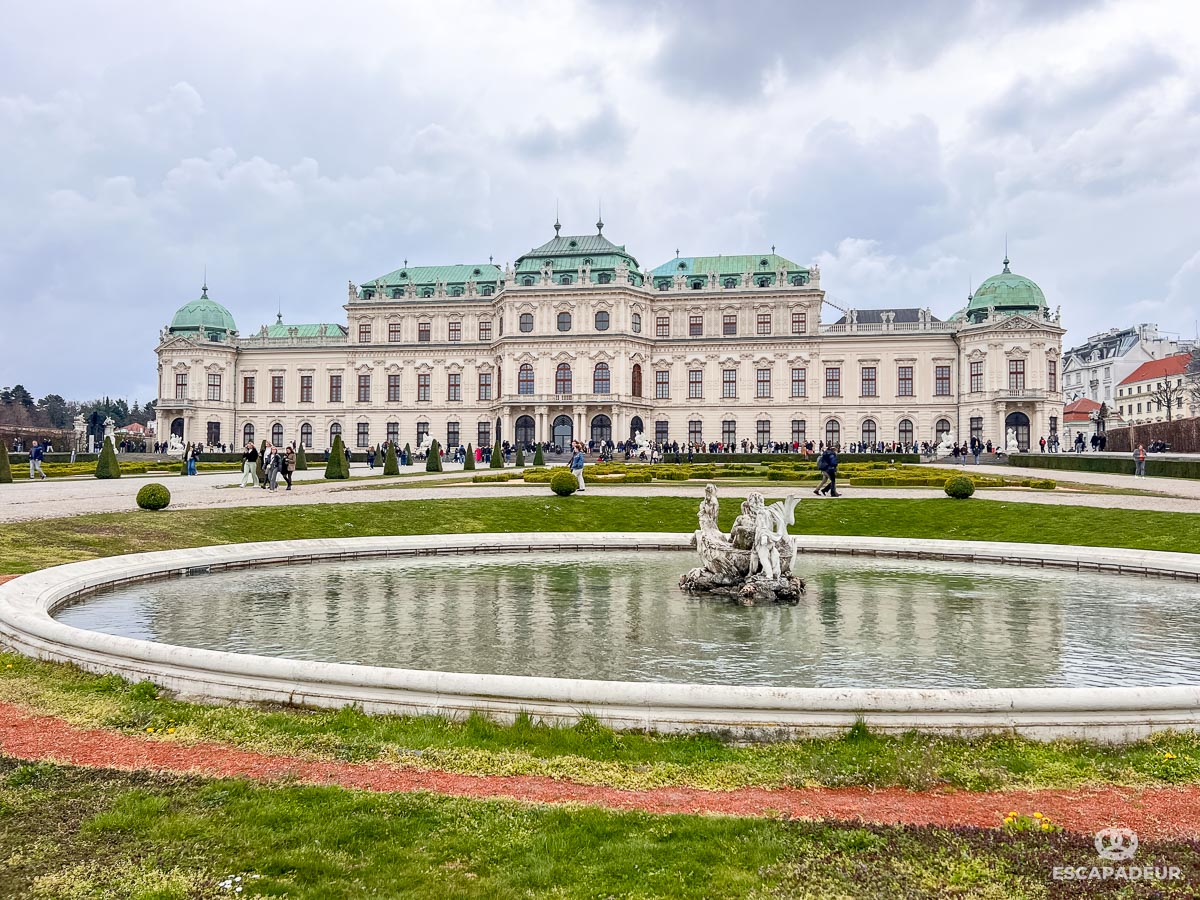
[
  {"x1": 170, "y1": 418, "x2": 184, "y2": 439},
  {"x1": 629, "y1": 415, "x2": 644, "y2": 442},
  {"x1": 1005, "y1": 411, "x2": 1031, "y2": 451},
  {"x1": 552, "y1": 414, "x2": 573, "y2": 449},
  {"x1": 515, "y1": 415, "x2": 535, "y2": 446},
  {"x1": 590, "y1": 414, "x2": 612, "y2": 444}
]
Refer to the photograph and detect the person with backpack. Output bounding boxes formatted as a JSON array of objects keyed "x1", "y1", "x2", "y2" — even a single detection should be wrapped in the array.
[
  {"x1": 819, "y1": 448, "x2": 841, "y2": 497},
  {"x1": 814, "y1": 448, "x2": 832, "y2": 496},
  {"x1": 29, "y1": 441, "x2": 47, "y2": 480}
]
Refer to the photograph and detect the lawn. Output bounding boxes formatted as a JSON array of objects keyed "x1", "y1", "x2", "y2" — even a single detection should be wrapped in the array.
[{"x1": 4, "y1": 758, "x2": 1198, "y2": 899}]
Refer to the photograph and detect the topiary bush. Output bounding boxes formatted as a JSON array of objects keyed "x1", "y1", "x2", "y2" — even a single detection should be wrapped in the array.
[
  {"x1": 490, "y1": 442, "x2": 503, "y2": 469},
  {"x1": 295, "y1": 444, "x2": 308, "y2": 471},
  {"x1": 464, "y1": 443, "x2": 475, "y2": 471},
  {"x1": 403, "y1": 443, "x2": 412, "y2": 466},
  {"x1": 533, "y1": 445, "x2": 544, "y2": 467},
  {"x1": 550, "y1": 469, "x2": 578, "y2": 496},
  {"x1": 383, "y1": 442, "x2": 400, "y2": 476},
  {"x1": 515, "y1": 446, "x2": 525, "y2": 467},
  {"x1": 0, "y1": 442, "x2": 11, "y2": 484},
  {"x1": 426, "y1": 439, "x2": 443, "y2": 472},
  {"x1": 256, "y1": 440, "x2": 268, "y2": 483},
  {"x1": 944, "y1": 475, "x2": 975, "y2": 499},
  {"x1": 135, "y1": 483, "x2": 171, "y2": 510},
  {"x1": 95, "y1": 437, "x2": 121, "y2": 479},
  {"x1": 325, "y1": 434, "x2": 349, "y2": 479}
]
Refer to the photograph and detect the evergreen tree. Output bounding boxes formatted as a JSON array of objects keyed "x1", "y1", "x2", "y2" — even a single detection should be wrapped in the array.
[
  {"x1": 295, "y1": 443, "x2": 308, "y2": 470},
  {"x1": 426, "y1": 439, "x2": 443, "y2": 472},
  {"x1": 326, "y1": 434, "x2": 349, "y2": 479},
  {"x1": 383, "y1": 442, "x2": 400, "y2": 475},
  {"x1": 515, "y1": 446, "x2": 525, "y2": 467},
  {"x1": 464, "y1": 443, "x2": 475, "y2": 471},
  {"x1": 256, "y1": 439, "x2": 268, "y2": 484},
  {"x1": 403, "y1": 443, "x2": 412, "y2": 466},
  {"x1": 490, "y1": 441, "x2": 504, "y2": 468},
  {"x1": 95, "y1": 437, "x2": 121, "y2": 479},
  {"x1": 0, "y1": 442, "x2": 11, "y2": 484},
  {"x1": 533, "y1": 444, "x2": 545, "y2": 467}
]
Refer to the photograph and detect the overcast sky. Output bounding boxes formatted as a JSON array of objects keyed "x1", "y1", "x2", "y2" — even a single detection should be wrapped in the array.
[{"x1": 1, "y1": 0, "x2": 1198, "y2": 402}]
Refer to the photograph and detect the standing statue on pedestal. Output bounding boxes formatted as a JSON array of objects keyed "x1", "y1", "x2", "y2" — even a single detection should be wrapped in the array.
[
  {"x1": 1005, "y1": 426, "x2": 1020, "y2": 453},
  {"x1": 680, "y1": 485, "x2": 805, "y2": 605},
  {"x1": 935, "y1": 428, "x2": 956, "y2": 458}
]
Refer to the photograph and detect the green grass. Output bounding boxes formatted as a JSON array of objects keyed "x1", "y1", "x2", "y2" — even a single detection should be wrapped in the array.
[
  {"x1": 2, "y1": 495, "x2": 1199, "y2": 576},
  {"x1": 5, "y1": 759, "x2": 1199, "y2": 899},
  {"x1": 4, "y1": 651, "x2": 1200, "y2": 793}
]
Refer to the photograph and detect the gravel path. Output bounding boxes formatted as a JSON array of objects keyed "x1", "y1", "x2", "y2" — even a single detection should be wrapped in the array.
[{"x1": 1, "y1": 701, "x2": 1196, "y2": 836}]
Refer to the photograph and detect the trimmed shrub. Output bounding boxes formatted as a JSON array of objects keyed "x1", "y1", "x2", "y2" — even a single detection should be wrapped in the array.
[
  {"x1": 944, "y1": 475, "x2": 975, "y2": 499},
  {"x1": 325, "y1": 434, "x2": 349, "y2": 479},
  {"x1": 95, "y1": 437, "x2": 121, "y2": 479},
  {"x1": 472, "y1": 472, "x2": 520, "y2": 483},
  {"x1": 179, "y1": 446, "x2": 189, "y2": 476},
  {"x1": 403, "y1": 443, "x2": 412, "y2": 466},
  {"x1": 550, "y1": 469, "x2": 578, "y2": 496},
  {"x1": 689, "y1": 452, "x2": 920, "y2": 465},
  {"x1": 463, "y1": 443, "x2": 475, "y2": 471},
  {"x1": 522, "y1": 468, "x2": 553, "y2": 483},
  {"x1": 383, "y1": 442, "x2": 400, "y2": 476},
  {"x1": 1030, "y1": 478, "x2": 1057, "y2": 490},
  {"x1": 256, "y1": 440, "x2": 268, "y2": 483},
  {"x1": 515, "y1": 446, "x2": 525, "y2": 467},
  {"x1": 490, "y1": 442, "x2": 503, "y2": 469},
  {"x1": 426, "y1": 439, "x2": 443, "y2": 472},
  {"x1": 295, "y1": 444, "x2": 308, "y2": 471},
  {"x1": 0, "y1": 441, "x2": 12, "y2": 483},
  {"x1": 1009, "y1": 453, "x2": 1199, "y2": 480},
  {"x1": 533, "y1": 445, "x2": 545, "y2": 467},
  {"x1": 135, "y1": 483, "x2": 171, "y2": 510},
  {"x1": 624, "y1": 472, "x2": 652, "y2": 484}
]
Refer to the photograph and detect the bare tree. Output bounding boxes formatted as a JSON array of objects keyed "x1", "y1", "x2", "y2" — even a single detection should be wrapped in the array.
[
  {"x1": 1189, "y1": 348, "x2": 1200, "y2": 406},
  {"x1": 1148, "y1": 371, "x2": 1187, "y2": 422}
]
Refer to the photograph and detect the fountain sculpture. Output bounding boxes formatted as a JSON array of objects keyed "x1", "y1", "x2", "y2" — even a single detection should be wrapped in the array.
[{"x1": 680, "y1": 485, "x2": 805, "y2": 604}]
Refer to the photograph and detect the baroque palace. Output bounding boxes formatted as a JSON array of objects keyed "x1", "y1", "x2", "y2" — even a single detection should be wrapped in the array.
[{"x1": 155, "y1": 220, "x2": 1065, "y2": 454}]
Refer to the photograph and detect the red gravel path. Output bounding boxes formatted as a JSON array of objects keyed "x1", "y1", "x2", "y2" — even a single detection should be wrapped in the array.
[
  {"x1": 2, "y1": 703, "x2": 1199, "y2": 837},
  {"x1": 0, "y1": 575, "x2": 18, "y2": 585}
]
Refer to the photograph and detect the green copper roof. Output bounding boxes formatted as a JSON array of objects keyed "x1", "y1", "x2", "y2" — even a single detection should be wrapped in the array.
[
  {"x1": 650, "y1": 253, "x2": 807, "y2": 278},
  {"x1": 169, "y1": 286, "x2": 237, "y2": 338},
  {"x1": 965, "y1": 258, "x2": 1047, "y2": 323},
  {"x1": 514, "y1": 227, "x2": 644, "y2": 283},
  {"x1": 366, "y1": 263, "x2": 502, "y2": 289},
  {"x1": 265, "y1": 323, "x2": 347, "y2": 338}
]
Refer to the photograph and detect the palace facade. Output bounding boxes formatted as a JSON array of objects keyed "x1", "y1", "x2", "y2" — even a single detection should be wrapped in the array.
[{"x1": 155, "y1": 223, "x2": 1065, "y2": 454}]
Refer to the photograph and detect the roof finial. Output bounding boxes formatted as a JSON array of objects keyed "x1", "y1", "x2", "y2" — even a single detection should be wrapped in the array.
[
  {"x1": 1003, "y1": 234, "x2": 1010, "y2": 273},
  {"x1": 276, "y1": 297, "x2": 282, "y2": 325},
  {"x1": 201, "y1": 264, "x2": 208, "y2": 299},
  {"x1": 675, "y1": 248, "x2": 680, "y2": 258},
  {"x1": 771, "y1": 243, "x2": 776, "y2": 255},
  {"x1": 596, "y1": 200, "x2": 603, "y2": 234},
  {"x1": 403, "y1": 258, "x2": 408, "y2": 269},
  {"x1": 489, "y1": 254, "x2": 493, "y2": 265},
  {"x1": 554, "y1": 200, "x2": 561, "y2": 237}
]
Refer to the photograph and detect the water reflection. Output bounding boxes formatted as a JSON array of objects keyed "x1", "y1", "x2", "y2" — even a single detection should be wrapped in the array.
[{"x1": 56, "y1": 551, "x2": 1200, "y2": 689}]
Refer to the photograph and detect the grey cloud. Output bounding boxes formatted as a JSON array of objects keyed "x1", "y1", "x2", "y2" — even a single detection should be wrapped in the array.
[{"x1": 511, "y1": 104, "x2": 633, "y2": 160}]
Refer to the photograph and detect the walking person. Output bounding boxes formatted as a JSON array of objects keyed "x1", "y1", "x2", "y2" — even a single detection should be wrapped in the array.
[
  {"x1": 266, "y1": 446, "x2": 282, "y2": 492},
  {"x1": 367, "y1": 446, "x2": 376, "y2": 470},
  {"x1": 814, "y1": 447, "x2": 832, "y2": 495},
  {"x1": 1133, "y1": 443, "x2": 1147, "y2": 480},
  {"x1": 569, "y1": 441, "x2": 586, "y2": 493},
  {"x1": 187, "y1": 443, "x2": 199, "y2": 476},
  {"x1": 28, "y1": 441, "x2": 47, "y2": 480},
  {"x1": 282, "y1": 446, "x2": 295, "y2": 490},
  {"x1": 820, "y1": 447, "x2": 841, "y2": 497},
  {"x1": 239, "y1": 441, "x2": 258, "y2": 487}
]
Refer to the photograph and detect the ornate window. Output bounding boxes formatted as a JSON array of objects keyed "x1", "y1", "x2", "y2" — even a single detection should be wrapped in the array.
[
  {"x1": 518, "y1": 363, "x2": 535, "y2": 395},
  {"x1": 690, "y1": 280, "x2": 703, "y2": 290},
  {"x1": 207, "y1": 373, "x2": 221, "y2": 402},
  {"x1": 417, "y1": 422, "x2": 429, "y2": 446},
  {"x1": 477, "y1": 422, "x2": 491, "y2": 448},
  {"x1": 388, "y1": 323, "x2": 402, "y2": 342},
  {"x1": 688, "y1": 420, "x2": 703, "y2": 444},
  {"x1": 448, "y1": 321, "x2": 461, "y2": 342},
  {"x1": 447, "y1": 373, "x2": 461, "y2": 402},
  {"x1": 418, "y1": 322, "x2": 430, "y2": 343},
  {"x1": 631, "y1": 364, "x2": 643, "y2": 397},
  {"x1": 301, "y1": 423, "x2": 312, "y2": 448},
  {"x1": 936, "y1": 418, "x2": 951, "y2": 441},
  {"x1": 557, "y1": 312, "x2": 572, "y2": 332},
  {"x1": 521, "y1": 276, "x2": 534, "y2": 286},
  {"x1": 655, "y1": 420, "x2": 669, "y2": 443},
  {"x1": 359, "y1": 323, "x2": 372, "y2": 343},
  {"x1": 824, "y1": 366, "x2": 841, "y2": 397},
  {"x1": 387, "y1": 421, "x2": 399, "y2": 445},
  {"x1": 598, "y1": 272, "x2": 611, "y2": 284},
  {"x1": 756, "y1": 420, "x2": 771, "y2": 445},
  {"x1": 656, "y1": 316, "x2": 669, "y2": 337},
  {"x1": 898, "y1": 419, "x2": 914, "y2": 446},
  {"x1": 897, "y1": 365, "x2": 913, "y2": 397},
  {"x1": 560, "y1": 275, "x2": 572, "y2": 285},
  {"x1": 593, "y1": 362, "x2": 610, "y2": 394},
  {"x1": 271, "y1": 375, "x2": 284, "y2": 403},
  {"x1": 756, "y1": 313, "x2": 771, "y2": 335},
  {"x1": 790, "y1": 368, "x2": 806, "y2": 398},
  {"x1": 824, "y1": 419, "x2": 840, "y2": 446},
  {"x1": 791, "y1": 311, "x2": 806, "y2": 334},
  {"x1": 175, "y1": 373, "x2": 188, "y2": 400},
  {"x1": 861, "y1": 367, "x2": 877, "y2": 397},
  {"x1": 272, "y1": 422, "x2": 284, "y2": 446},
  {"x1": 478, "y1": 371, "x2": 492, "y2": 401},
  {"x1": 519, "y1": 313, "x2": 534, "y2": 333},
  {"x1": 388, "y1": 374, "x2": 400, "y2": 403},
  {"x1": 655, "y1": 370, "x2": 670, "y2": 399},
  {"x1": 723, "y1": 314, "x2": 737, "y2": 336},
  {"x1": 861, "y1": 419, "x2": 877, "y2": 446},
  {"x1": 791, "y1": 419, "x2": 806, "y2": 445},
  {"x1": 479, "y1": 320, "x2": 492, "y2": 341},
  {"x1": 1008, "y1": 360, "x2": 1025, "y2": 392},
  {"x1": 723, "y1": 277, "x2": 736, "y2": 288},
  {"x1": 970, "y1": 360, "x2": 983, "y2": 393},
  {"x1": 756, "y1": 368, "x2": 771, "y2": 399},
  {"x1": 329, "y1": 422, "x2": 342, "y2": 446},
  {"x1": 242, "y1": 376, "x2": 255, "y2": 403},
  {"x1": 688, "y1": 369, "x2": 703, "y2": 399},
  {"x1": 417, "y1": 373, "x2": 430, "y2": 402},
  {"x1": 595, "y1": 310, "x2": 610, "y2": 331},
  {"x1": 722, "y1": 369, "x2": 737, "y2": 399},
  {"x1": 689, "y1": 314, "x2": 703, "y2": 336},
  {"x1": 970, "y1": 416, "x2": 983, "y2": 444},
  {"x1": 329, "y1": 374, "x2": 342, "y2": 403},
  {"x1": 935, "y1": 365, "x2": 952, "y2": 396},
  {"x1": 450, "y1": 286, "x2": 463, "y2": 297},
  {"x1": 756, "y1": 277, "x2": 770, "y2": 287},
  {"x1": 555, "y1": 363, "x2": 572, "y2": 395},
  {"x1": 357, "y1": 374, "x2": 370, "y2": 403},
  {"x1": 657, "y1": 280, "x2": 670, "y2": 291},
  {"x1": 722, "y1": 420, "x2": 736, "y2": 446},
  {"x1": 632, "y1": 313, "x2": 642, "y2": 333},
  {"x1": 243, "y1": 423, "x2": 254, "y2": 445},
  {"x1": 1048, "y1": 359, "x2": 1057, "y2": 392},
  {"x1": 447, "y1": 422, "x2": 460, "y2": 448}
]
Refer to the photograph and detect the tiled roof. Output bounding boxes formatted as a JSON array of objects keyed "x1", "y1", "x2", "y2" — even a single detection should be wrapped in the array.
[
  {"x1": 527, "y1": 234, "x2": 626, "y2": 255},
  {"x1": 266, "y1": 323, "x2": 348, "y2": 338},
  {"x1": 1063, "y1": 398, "x2": 1101, "y2": 422},
  {"x1": 832, "y1": 308, "x2": 940, "y2": 326},
  {"x1": 650, "y1": 253, "x2": 805, "y2": 278},
  {"x1": 1117, "y1": 353, "x2": 1191, "y2": 386},
  {"x1": 366, "y1": 264, "x2": 502, "y2": 287}
]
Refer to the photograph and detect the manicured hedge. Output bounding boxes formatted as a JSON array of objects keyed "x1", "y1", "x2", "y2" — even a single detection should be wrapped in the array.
[
  {"x1": 1009, "y1": 453, "x2": 1200, "y2": 480},
  {"x1": 686, "y1": 453, "x2": 920, "y2": 464},
  {"x1": 9, "y1": 452, "x2": 99, "y2": 464}
]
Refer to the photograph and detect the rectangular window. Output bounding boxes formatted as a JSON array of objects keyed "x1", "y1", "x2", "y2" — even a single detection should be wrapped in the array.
[
  {"x1": 969, "y1": 361, "x2": 983, "y2": 393},
  {"x1": 1048, "y1": 359, "x2": 1057, "y2": 392},
  {"x1": 357, "y1": 422, "x2": 369, "y2": 448},
  {"x1": 175, "y1": 373, "x2": 187, "y2": 400},
  {"x1": 756, "y1": 313, "x2": 771, "y2": 335},
  {"x1": 688, "y1": 369, "x2": 703, "y2": 399},
  {"x1": 655, "y1": 370, "x2": 670, "y2": 399},
  {"x1": 329, "y1": 374, "x2": 342, "y2": 403},
  {"x1": 448, "y1": 321, "x2": 461, "y2": 342},
  {"x1": 655, "y1": 420, "x2": 669, "y2": 443},
  {"x1": 387, "y1": 422, "x2": 399, "y2": 445},
  {"x1": 300, "y1": 375, "x2": 312, "y2": 403},
  {"x1": 688, "y1": 420, "x2": 703, "y2": 445},
  {"x1": 242, "y1": 376, "x2": 255, "y2": 403},
  {"x1": 860, "y1": 366, "x2": 877, "y2": 397},
  {"x1": 756, "y1": 368, "x2": 771, "y2": 398},
  {"x1": 479, "y1": 320, "x2": 492, "y2": 341},
  {"x1": 897, "y1": 365, "x2": 913, "y2": 397},
  {"x1": 207, "y1": 422, "x2": 221, "y2": 445},
  {"x1": 478, "y1": 372, "x2": 492, "y2": 401},
  {"x1": 656, "y1": 316, "x2": 669, "y2": 338},
  {"x1": 970, "y1": 416, "x2": 983, "y2": 444},
  {"x1": 418, "y1": 322, "x2": 430, "y2": 343},
  {"x1": 791, "y1": 368, "x2": 806, "y2": 398},
  {"x1": 689, "y1": 315, "x2": 703, "y2": 337},
  {"x1": 791, "y1": 419, "x2": 806, "y2": 445},
  {"x1": 271, "y1": 375, "x2": 284, "y2": 403},
  {"x1": 723, "y1": 314, "x2": 737, "y2": 336},
  {"x1": 447, "y1": 422, "x2": 460, "y2": 448},
  {"x1": 1009, "y1": 359, "x2": 1025, "y2": 392},
  {"x1": 388, "y1": 322, "x2": 402, "y2": 342},
  {"x1": 358, "y1": 323, "x2": 371, "y2": 343},
  {"x1": 935, "y1": 365, "x2": 951, "y2": 396},
  {"x1": 722, "y1": 420, "x2": 736, "y2": 446},
  {"x1": 387, "y1": 374, "x2": 401, "y2": 403},
  {"x1": 756, "y1": 420, "x2": 771, "y2": 445},
  {"x1": 722, "y1": 369, "x2": 737, "y2": 399},
  {"x1": 356, "y1": 374, "x2": 370, "y2": 403},
  {"x1": 417, "y1": 373, "x2": 430, "y2": 402},
  {"x1": 791, "y1": 311, "x2": 806, "y2": 334},
  {"x1": 477, "y1": 422, "x2": 491, "y2": 448},
  {"x1": 824, "y1": 366, "x2": 841, "y2": 397},
  {"x1": 207, "y1": 373, "x2": 221, "y2": 402},
  {"x1": 447, "y1": 373, "x2": 461, "y2": 401},
  {"x1": 1049, "y1": 415, "x2": 1058, "y2": 434}
]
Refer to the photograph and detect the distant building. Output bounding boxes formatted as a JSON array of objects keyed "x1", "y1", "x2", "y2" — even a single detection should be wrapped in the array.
[
  {"x1": 1061, "y1": 324, "x2": 1188, "y2": 407},
  {"x1": 1114, "y1": 353, "x2": 1196, "y2": 425},
  {"x1": 1061, "y1": 397, "x2": 1102, "y2": 446}
]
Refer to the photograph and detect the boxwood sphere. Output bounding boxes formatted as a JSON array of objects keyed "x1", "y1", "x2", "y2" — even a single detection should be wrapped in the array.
[
  {"x1": 136, "y1": 483, "x2": 171, "y2": 510},
  {"x1": 550, "y1": 469, "x2": 579, "y2": 496},
  {"x1": 943, "y1": 475, "x2": 975, "y2": 500}
]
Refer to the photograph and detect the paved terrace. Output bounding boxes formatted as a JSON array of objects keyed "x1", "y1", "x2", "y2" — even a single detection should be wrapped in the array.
[{"x1": 0, "y1": 459, "x2": 1197, "y2": 523}]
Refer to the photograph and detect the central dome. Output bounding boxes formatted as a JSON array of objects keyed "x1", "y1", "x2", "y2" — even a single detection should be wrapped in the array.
[
  {"x1": 169, "y1": 285, "x2": 238, "y2": 340},
  {"x1": 966, "y1": 258, "x2": 1046, "y2": 323}
]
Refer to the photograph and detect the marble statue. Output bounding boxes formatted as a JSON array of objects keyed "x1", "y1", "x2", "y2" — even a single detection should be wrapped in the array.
[
  {"x1": 632, "y1": 430, "x2": 649, "y2": 451},
  {"x1": 680, "y1": 485, "x2": 805, "y2": 605},
  {"x1": 417, "y1": 432, "x2": 433, "y2": 455},
  {"x1": 102, "y1": 417, "x2": 116, "y2": 449},
  {"x1": 1005, "y1": 426, "x2": 1020, "y2": 453},
  {"x1": 167, "y1": 434, "x2": 185, "y2": 455},
  {"x1": 935, "y1": 428, "x2": 956, "y2": 459}
]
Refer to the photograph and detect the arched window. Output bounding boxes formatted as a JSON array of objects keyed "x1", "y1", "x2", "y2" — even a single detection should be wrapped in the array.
[
  {"x1": 519, "y1": 313, "x2": 534, "y2": 333},
  {"x1": 598, "y1": 272, "x2": 611, "y2": 284},
  {"x1": 657, "y1": 281, "x2": 670, "y2": 291},
  {"x1": 757, "y1": 276, "x2": 771, "y2": 287},
  {"x1": 723, "y1": 277, "x2": 736, "y2": 288},
  {"x1": 560, "y1": 275, "x2": 572, "y2": 285},
  {"x1": 631, "y1": 364, "x2": 643, "y2": 397},
  {"x1": 936, "y1": 418, "x2": 952, "y2": 442},
  {"x1": 329, "y1": 422, "x2": 342, "y2": 446},
  {"x1": 792, "y1": 275, "x2": 806, "y2": 286},
  {"x1": 518, "y1": 364, "x2": 535, "y2": 395},
  {"x1": 632, "y1": 313, "x2": 642, "y2": 333},
  {"x1": 522, "y1": 276, "x2": 535, "y2": 286},
  {"x1": 450, "y1": 286, "x2": 463, "y2": 296},
  {"x1": 421, "y1": 288, "x2": 433, "y2": 298},
  {"x1": 391, "y1": 288, "x2": 402, "y2": 298},
  {"x1": 481, "y1": 285, "x2": 494, "y2": 296},
  {"x1": 590, "y1": 414, "x2": 612, "y2": 443},
  {"x1": 555, "y1": 363, "x2": 572, "y2": 395},
  {"x1": 861, "y1": 419, "x2": 877, "y2": 446},
  {"x1": 825, "y1": 419, "x2": 841, "y2": 446},
  {"x1": 301, "y1": 423, "x2": 313, "y2": 448},
  {"x1": 593, "y1": 362, "x2": 610, "y2": 394},
  {"x1": 271, "y1": 422, "x2": 284, "y2": 446},
  {"x1": 594, "y1": 310, "x2": 610, "y2": 331},
  {"x1": 243, "y1": 423, "x2": 254, "y2": 446},
  {"x1": 898, "y1": 419, "x2": 914, "y2": 446},
  {"x1": 690, "y1": 280, "x2": 703, "y2": 290},
  {"x1": 557, "y1": 311, "x2": 572, "y2": 331}
]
